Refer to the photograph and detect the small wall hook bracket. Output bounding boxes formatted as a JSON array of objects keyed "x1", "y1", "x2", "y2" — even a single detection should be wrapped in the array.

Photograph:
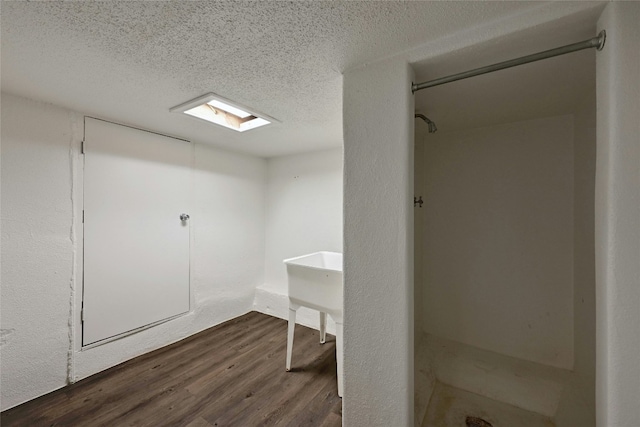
[{"x1": 414, "y1": 196, "x2": 424, "y2": 208}]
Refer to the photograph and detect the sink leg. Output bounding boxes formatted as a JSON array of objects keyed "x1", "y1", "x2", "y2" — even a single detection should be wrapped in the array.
[
  {"x1": 336, "y1": 321, "x2": 343, "y2": 398},
  {"x1": 286, "y1": 307, "x2": 297, "y2": 372},
  {"x1": 319, "y1": 312, "x2": 327, "y2": 344}
]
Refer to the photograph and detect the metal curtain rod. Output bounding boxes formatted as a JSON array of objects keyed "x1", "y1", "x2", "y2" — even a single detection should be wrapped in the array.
[{"x1": 412, "y1": 30, "x2": 606, "y2": 93}]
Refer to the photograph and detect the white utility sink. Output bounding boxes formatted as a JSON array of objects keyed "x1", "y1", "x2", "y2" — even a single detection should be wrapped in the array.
[{"x1": 283, "y1": 251, "x2": 343, "y2": 397}]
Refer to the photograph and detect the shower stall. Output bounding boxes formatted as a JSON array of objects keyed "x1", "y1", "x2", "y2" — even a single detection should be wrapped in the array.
[{"x1": 413, "y1": 32, "x2": 598, "y2": 427}]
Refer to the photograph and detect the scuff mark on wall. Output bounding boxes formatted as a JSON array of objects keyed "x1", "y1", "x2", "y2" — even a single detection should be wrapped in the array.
[{"x1": 1, "y1": 329, "x2": 16, "y2": 346}]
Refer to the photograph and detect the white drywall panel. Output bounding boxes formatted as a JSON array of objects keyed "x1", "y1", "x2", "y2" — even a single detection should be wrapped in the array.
[
  {"x1": 343, "y1": 57, "x2": 414, "y2": 427},
  {"x1": 421, "y1": 115, "x2": 575, "y2": 369},
  {"x1": 255, "y1": 148, "x2": 342, "y2": 332},
  {"x1": 595, "y1": 3, "x2": 640, "y2": 426},
  {"x1": 263, "y1": 148, "x2": 343, "y2": 295},
  {"x1": 1, "y1": 94, "x2": 78, "y2": 410},
  {"x1": 191, "y1": 143, "x2": 266, "y2": 306},
  {"x1": 0, "y1": 93, "x2": 267, "y2": 408}
]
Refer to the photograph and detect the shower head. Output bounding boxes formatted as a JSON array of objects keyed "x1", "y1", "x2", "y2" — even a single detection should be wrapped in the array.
[{"x1": 414, "y1": 114, "x2": 437, "y2": 133}]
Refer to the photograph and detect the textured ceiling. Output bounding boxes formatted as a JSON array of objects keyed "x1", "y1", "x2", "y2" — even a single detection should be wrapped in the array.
[{"x1": 1, "y1": 1, "x2": 602, "y2": 157}]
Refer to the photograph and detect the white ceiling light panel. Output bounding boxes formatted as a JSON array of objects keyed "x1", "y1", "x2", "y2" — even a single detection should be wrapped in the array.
[{"x1": 171, "y1": 93, "x2": 276, "y2": 132}]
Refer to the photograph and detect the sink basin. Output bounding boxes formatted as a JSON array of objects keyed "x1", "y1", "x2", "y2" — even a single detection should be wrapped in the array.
[{"x1": 283, "y1": 251, "x2": 343, "y2": 317}]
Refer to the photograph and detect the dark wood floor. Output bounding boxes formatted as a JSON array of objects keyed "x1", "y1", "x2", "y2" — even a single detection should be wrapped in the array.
[{"x1": 1, "y1": 312, "x2": 342, "y2": 427}]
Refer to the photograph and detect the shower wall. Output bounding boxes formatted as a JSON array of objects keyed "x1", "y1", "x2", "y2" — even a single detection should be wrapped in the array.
[
  {"x1": 419, "y1": 115, "x2": 575, "y2": 369},
  {"x1": 571, "y1": 91, "x2": 596, "y2": 379},
  {"x1": 554, "y1": 91, "x2": 596, "y2": 426},
  {"x1": 414, "y1": 125, "x2": 426, "y2": 343},
  {"x1": 415, "y1": 101, "x2": 597, "y2": 425}
]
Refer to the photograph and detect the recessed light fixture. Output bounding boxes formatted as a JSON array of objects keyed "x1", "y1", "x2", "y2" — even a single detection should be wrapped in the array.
[{"x1": 170, "y1": 93, "x2": 276, "y2": 132}]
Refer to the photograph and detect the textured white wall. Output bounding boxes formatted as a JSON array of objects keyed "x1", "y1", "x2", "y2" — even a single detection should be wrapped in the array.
[
  {"x1": 1, "y1": 94, "x2": 78, "y2": 409},
  {"x1": 0, "y1": 93, "x2": 266, "y2": 409},
  {"x1": 343, "y1": 57, "x2": 414, "y2": 427},
  {"x1": 420, "y1": 115, "x2": 575, "y2": 369},
  {"x1": 595, "y1": 3, "x2": 640, "y2": 426},
  {"x1": 254, "y1": 148, "x2": 343, "y2": 331}
]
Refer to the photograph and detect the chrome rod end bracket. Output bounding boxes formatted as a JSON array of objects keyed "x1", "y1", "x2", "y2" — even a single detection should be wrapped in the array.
[
  {"x1": 411, "y1": 82, "x2": 418, "y2": 94},
  {"x1": 596, "y1": 30, "x2": 606, "y2": 51}
]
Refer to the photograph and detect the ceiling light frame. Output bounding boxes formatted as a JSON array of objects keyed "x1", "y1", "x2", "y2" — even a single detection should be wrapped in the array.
[{"x1": 170, "y1": 93, "x2": 277, "y2": 133}]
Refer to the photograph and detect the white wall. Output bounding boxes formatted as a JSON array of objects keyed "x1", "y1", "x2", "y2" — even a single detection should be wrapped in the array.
[
  {"x1": 413, "y1": 121, "x2": 434, "y2": 426},
  {"x1": 414, "y1": 123, "x2": 427, "y2": 342},
  {"x1": 0, "y1": 93, "x2": 266, "y2": 410},
  {"x1": 414, "y1": 97, "x2": 598, "y2": 427},
  {"x1": 595, "y1": 3, "x2": 640, "y2": 426},
  {"x1": 343, "y1": 56, "x2": 414, "y2": 427},
  {"x1": 552, "y1": 91, "x2": 597, "y2": 427},
  {"x1": 254, "y1": 148, "x2": 343, "y2": 331},
  {"x1": 263, "y1": 148, "x2": 343, "y2": 294},
  {"x1": 421, "y1": 115, "x2": 575, "y2": 369},
  {"x1": 1, "y1": 94, "x2": 77, "y2": 409}
]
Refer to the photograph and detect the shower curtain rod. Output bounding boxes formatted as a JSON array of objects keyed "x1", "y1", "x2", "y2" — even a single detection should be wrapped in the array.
[{"x1": 412, "y1": 30, "x2": 606, "y2": 93}]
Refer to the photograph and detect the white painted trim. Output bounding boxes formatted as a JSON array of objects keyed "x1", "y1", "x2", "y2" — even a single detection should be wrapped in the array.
[
  {"x1": 80, "y1": 311, "x2": 189, "y2": 350},
  {"x1": 71, "y1": 112, "x2": 84, "y2": 374}
]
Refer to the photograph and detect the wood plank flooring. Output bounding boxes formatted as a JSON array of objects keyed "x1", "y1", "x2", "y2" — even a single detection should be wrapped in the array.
[{"x1": 1, "y1": 312, "x2": 342, "y2": 427}]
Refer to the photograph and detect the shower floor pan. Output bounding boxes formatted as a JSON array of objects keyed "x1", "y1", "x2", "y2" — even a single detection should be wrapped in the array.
[{"x1": 422, "y1": 382, "x2": 555, "y2": 427}]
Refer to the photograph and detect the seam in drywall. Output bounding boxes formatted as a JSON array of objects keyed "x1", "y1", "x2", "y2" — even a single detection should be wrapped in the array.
[{"x1": 66, "y1": 112, "x2": 82, "y2": 384}]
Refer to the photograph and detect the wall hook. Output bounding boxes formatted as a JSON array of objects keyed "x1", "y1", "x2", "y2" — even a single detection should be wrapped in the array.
[{"x1": 414, "y1": 196, "x2": 423, "y2": 208}]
